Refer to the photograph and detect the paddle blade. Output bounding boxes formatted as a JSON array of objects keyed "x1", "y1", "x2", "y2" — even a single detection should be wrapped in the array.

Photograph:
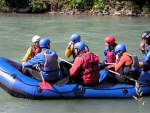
[
  {"x1": 40, "y1": 82, "x2": 51, "y2": 90},
  {"x1": 55, "y1": 76, "x2": 70, "y2": 87}
]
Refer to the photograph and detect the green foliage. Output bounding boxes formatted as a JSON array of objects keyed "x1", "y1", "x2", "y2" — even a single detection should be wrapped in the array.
[
  {"x1": 1, "y1": 0, "x2": 150, "y2": 14},
  {"x1": 63, "y1": 0, "x2": 82, "y2": 9},
  {"x1": 141, "y1": 0, "x2": 150, "y2": 13},
  {"x1": 0, "y1": 0, "x2": 6, "y2": 11},
  {"x1": 62, "y1": 0, "x2": 94, "y2": 10},
  {"x1": 93, "y1": 0, "x2": 105, "y2": 10},
  {"x1": 78, "y1": 0, "x2": 93, "y2": 10},
  {"x1": 142, "y1": 6, "x2": 150, "y2": 13},
  {"x1": 0, "y1": 0, "x2": 6, "y2": 10},
  {"x1": 133, "y1": 81, "x2": 145, "y2": 113},
  {"x1": 125, "y1": 1, "x2": 135, "y2": 10},
  {"x1": 29, "y1": 0, "x2": 47, "y2": 12},
  {"x1": 108, "y1": 0, "x2": 116, "y2": 8},
  {"x1": 5, "y1": 0, "x2": 28, "y2": 8},
  {"x1": 70, "y1": 0, "x2": 81, "y2": 9}
]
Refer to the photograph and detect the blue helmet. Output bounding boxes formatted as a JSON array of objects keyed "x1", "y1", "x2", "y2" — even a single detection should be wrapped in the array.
[
  {"x1": 39, "y1": 38, "x2": 51, "y2": 48},
  {"x1": 70, "y1": 34, "x2": 81, "y2": 42},
  {"x1": 114, "y1": 44, "x2": 126, "y2": 54},
  {"x1": 74, "y1": 42, "x2": 85, "y2": 51}
]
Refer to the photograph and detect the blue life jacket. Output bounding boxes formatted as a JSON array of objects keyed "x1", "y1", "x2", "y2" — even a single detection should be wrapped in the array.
[
  {"x1": 42, "y1": 51, "x2": 59, "y2": 72},
  {"x1": 24, "y1": 49, "x2": 60, "y2": 80}
]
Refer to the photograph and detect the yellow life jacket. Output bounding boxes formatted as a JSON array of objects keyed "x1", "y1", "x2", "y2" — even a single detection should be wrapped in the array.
[{"x1": 65, "y1": 44, "x2": 74, "y2": 58}]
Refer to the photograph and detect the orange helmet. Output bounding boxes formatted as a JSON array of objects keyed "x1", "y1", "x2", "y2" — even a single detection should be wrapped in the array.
[{"x1": 104, "y1": 36, "x2": 115, "y2": 44}]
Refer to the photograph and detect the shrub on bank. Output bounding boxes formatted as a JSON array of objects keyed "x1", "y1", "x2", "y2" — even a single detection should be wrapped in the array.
[
  {"x1": 142, "y1": 6, "x2": 150, "y2": 14},
  {"x1": 0, "y1": 0, "x2": 150, "y2": 16},
  {"x1": 0, "y1": 0, "x2": 6, "y2": 11}
]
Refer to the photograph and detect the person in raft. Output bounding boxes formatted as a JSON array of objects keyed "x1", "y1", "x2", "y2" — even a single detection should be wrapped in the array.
[
  {"x1": 139, "y1": 31, "x2": 150, "y2": 72},
  {"x1": 65, "y1": 34, "x2": 89, "y2": 59},
  {"x1": 68, "y1": 42, "x2": 100, "y2": 86},
  {"x1": 22, "y1": 38, "x2": 59, "y2": 83},
  {"x1": 106, "y1": 44, "x2": 141, "y2": 84},
  {"x1": 59, "y1": 34, "x2": 89, "y2": 77},
  {"x1": 103, "y1": 35, "x2": 117, "y2": 63},
  {"x1": 21, "y1": 35, "x2": 41, "y2": 65},
  {"x1": 98, "y1": 36, "x2": 118, "y2": 82}
]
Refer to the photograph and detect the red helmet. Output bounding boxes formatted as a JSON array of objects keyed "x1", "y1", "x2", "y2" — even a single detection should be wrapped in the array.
[{"x1": 104, "y1": 36, "x2": 115, "y2": 44}]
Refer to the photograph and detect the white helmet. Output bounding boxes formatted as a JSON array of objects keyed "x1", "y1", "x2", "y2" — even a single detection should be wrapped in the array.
[{"x1": 32, "y1": 35, "x2": 40, "y2": 43}]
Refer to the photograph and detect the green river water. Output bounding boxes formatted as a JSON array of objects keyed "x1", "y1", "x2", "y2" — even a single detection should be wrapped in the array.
[{"x1": 0, "y1": 14, "x2": 150, "y2": 113}]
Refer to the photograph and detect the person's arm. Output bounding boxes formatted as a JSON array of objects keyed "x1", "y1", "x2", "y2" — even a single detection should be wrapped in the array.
[
  {"x1": 70, "y1": 57, "x2": 83, "y2": 76},
  {"x1": 103, "y1": 47, "x2": 107, "y2": 62},
  {"x1": 23, "y1": 53, "x2": 43, "y2": 67},
  {"x1": 65, "y1": 43, "x2": 74, "y2": 58},
  {"x1": 142, "y1": 52, "x2": 147, "y2": 60},
  {"x1": 144, "y1": 50, "x2": 150, "y2": 63},
  {"x1": 114, "y1": 56, "x2": 128, "y2": 72},
  {"x1": 140, "y1": 42, "x2": 147, "y2": 59},
  {"x1": 21, "y1": 47, "x2": 32, "y2": 64},
  {"x1": 108, "y1": 64, "x2": 115, "y2": 69}
]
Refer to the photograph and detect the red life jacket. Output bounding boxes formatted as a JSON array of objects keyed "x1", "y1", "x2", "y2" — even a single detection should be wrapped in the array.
[
  {"x1": 79, "y1": 52, "x2": 99, "y2": 75},
  {"x1": 78, "y1": 52, "x2": 100, "y2": 85},
  {"x1": 31, "y1": 45, "x2": 41, "y2": 57},
  {"x1": 106, "y1": 50, "x2": 115, "y2": 63}
]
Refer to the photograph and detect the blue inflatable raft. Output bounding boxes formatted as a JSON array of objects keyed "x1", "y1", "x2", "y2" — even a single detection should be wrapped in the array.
[{"x1": 0, "y1": 57, "x2": 150, "y2": 99}]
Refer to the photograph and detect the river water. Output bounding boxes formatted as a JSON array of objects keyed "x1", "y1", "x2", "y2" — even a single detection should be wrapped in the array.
[{"x1": 0, "y1": 14, "x2": 150, "y2": 113}]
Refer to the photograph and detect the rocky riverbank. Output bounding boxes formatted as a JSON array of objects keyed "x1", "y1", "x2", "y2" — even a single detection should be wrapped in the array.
[
  {"x1": 47, "y1": 9, "x2": 150, "y2": 17},
  {"x1": 46, "y1": 1, "x2": 150, "y2": 17},
  {"x1": 2, "y1": 1, "x2": 150, "y2": 17},
  {"x1": 3, "y1": 7, "x2": 150, "y2": 17}
]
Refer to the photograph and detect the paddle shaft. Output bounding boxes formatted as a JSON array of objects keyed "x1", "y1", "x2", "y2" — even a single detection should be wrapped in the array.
[
  {"x1": 58, "y1": 57, "x2": 73, "y2": 66},
  {"x1": 106, "y1": 63, "x2": 114, "y2": 65},
  {"x1": 108, "y1": 69, "x2": 137, "y2": 81},
  {"x1": 107, "y1": 69, "x2": 147, "y2": 85},
  {"x1": 38, "y1": 66, "x2": 51, "y2": 89},
  {"x1": 38, "y1": 67, "x2": 45, "y2": 82},
  {"x1": 55, "y1": 76, "x2": 70, "y2": 87},
  {"x1": 55, "y1": 57, "x2": 73, "y2": 87}
]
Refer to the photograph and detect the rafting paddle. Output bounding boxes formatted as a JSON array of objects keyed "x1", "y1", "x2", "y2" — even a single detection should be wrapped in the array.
[
  {"x1": 107, "y1": 69, "x2": 147, "y2": 85},
  {"x1": 55, "y1": 57, "x2": 73, "y2": 87},
  {"x1": 105, "y1": 63, "x2": 114, "y2": 65},
  {"x1": 55, "y1": 76, "x2": 70, "y2": 87},
  {"x1": 38, "y1": 67, "x2": 51, "y2": 90},
  {"x1": 58, "y1": 57, "x2": 73, "y2": 65}
]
